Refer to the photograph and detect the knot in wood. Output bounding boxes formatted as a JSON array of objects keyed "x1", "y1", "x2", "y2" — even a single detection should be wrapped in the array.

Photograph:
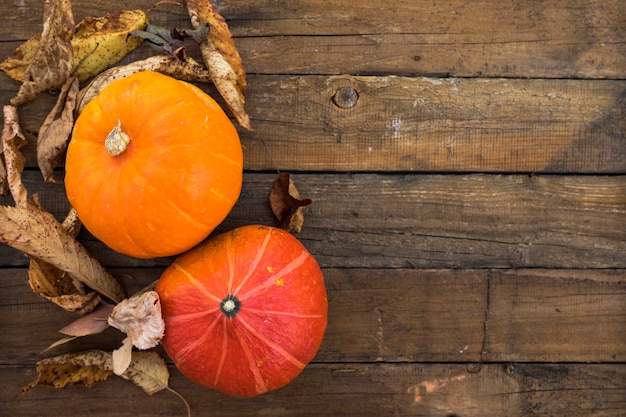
[{"x1": 332, "y1": 86, "x2": 359, "y2": 108}]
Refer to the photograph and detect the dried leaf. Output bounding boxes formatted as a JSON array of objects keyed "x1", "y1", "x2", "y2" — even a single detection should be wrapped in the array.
[
  {"x1": 0, "y1": 35, "x2": 40, "y2": 82},
  {"x1": 112, "y1": 336, "x2": 133, "y2": 375},
  {"x1": 51, "y1": 293, "x2": 100, "y2": 314},
  {"x1": 59, "y1": 302, "x2": 115, "y2": 336},
  {"x1": 61, "y1": 207, "x2": 82, "y2": 237},
  {"x1": 41, "y1": 336, "x2": 78, "y2": 353},
  {"x1": 27, "y1": 206, "x2": 93, "y2": 312},
  {"x1": 28, "y1": 259, "x2": 101, "y2": 314},
  {"x1": 21, "y1": 351, "x2": 114, "y2": 395},
  {"x1": 108, "y1": 291, "x2": 165, "y2": 350},
  {"x1": 1, "y1": 10, "x2": 147, "y2": 84},
  {"x1": 131, "y1": 23, "x2": 187, "y2": 56},
  {"x1": 187, "y1": 0, "x2": 251, "y2": 130},
  {"x1": 21, "y1": 349, "x2": 170, "y2": 396},
  {"x1": 70, "y1": 9, "x2": 148, "y2": 82},
  {"x1": 1, "y1": 109, "x2": 104, "y2": 310},
  {"x1": 42, "y1": 301, "x2": 113, "y2": 353},
  {"x1": 12, "y1": 0, "x2": 75, "y2": 106},
  {"x1": 0, "y1": 204, "x2": 125, "y2": 303},
  {"x1": 1, "y1": 105, "x2": 27, "y2": 200},
  {"x1": 37, "y1": 76, "x2": 79, "y2": 182},
  {"x1": 76, "y1": 54, "x2": 212, "y2": 113},
  {"x1": 269, "y1": 172, "x2": 313, "y2": 233},
  {"x1": 121, "y1": 350, "x2": 170, "y2": 395},
  {"x1": 188, "y1": 0, "x2": 246, "y2": 92}
]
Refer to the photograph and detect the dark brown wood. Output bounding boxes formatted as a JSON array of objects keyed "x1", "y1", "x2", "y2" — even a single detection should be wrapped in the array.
[
  {"x1": 2, "y1": 172, "x2": 624, "y2": 269},
  {"x1": 239, "y1": 75, "x2": 626, "y2": 172},
  {"x1": 5, "y1": 1, "x2": 624, "y2": 79},
  {"x1": 2, "y1": 268, "x2": 624, "y2": 365},
  {"x1": 3, "y1": 76, "x2": 625, "y2": 173},
  {"x1": 221, "y1": 0, "x2": 626, "y2": 79},
  {"x1": 1, "y1": 0, "x2": 624, "y2": 415},
  {"x1": 2, "y1": 363, "x2": 625, "y2": 417}
]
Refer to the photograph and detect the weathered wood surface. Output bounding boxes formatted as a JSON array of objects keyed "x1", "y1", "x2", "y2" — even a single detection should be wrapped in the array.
[
  {"x1": 1, "y1": 0, "x2": 625, "y2": 416},
  {"x1": 1, "y1": 172, "x2": 625, "y2": 269},
  {"x1": 6, "y1": 76, "x2": 625, "y2": 173},
  {"x1": 2, "y1": 363, "x2": 626, "y2": 417},
  {"x1": 2, "y1": 3, "x2": 625, "y2": 173},
  {"x1": 4, "y1": 0, "x2": 625, "y2": 79},
  {"x1": 2, "y1": 268, "x2": 625, "y2": 364}
]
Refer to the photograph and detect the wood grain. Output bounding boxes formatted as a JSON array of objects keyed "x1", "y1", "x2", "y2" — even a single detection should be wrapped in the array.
[
  {"x1": 239, "y1": 75, "x2": 626, "y2": 172},
  {"x1": 2, "y1": 172, "x2": 624, "y2": 269},
  {"x1": 2, "y1": 75, "x2": 624, "y2": 173},
  {"x1": 1, "y1": 0, "x2": 624, "y2": 415},
  {"x1": 222, "y1": 0, "x2": 626, "y2": 79},
  {"x1": 3, "y1": 1, "x2": 623, "y2": 80},
  {"x1": 1, "y1": 363, "x2": 625, "y2": 417},
  {"x1": 2, "y1": 268, "x2": 625, "y2": 364}
]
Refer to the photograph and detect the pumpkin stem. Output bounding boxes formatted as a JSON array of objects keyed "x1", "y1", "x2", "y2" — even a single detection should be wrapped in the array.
[
  {"x1": 105, "y1": 120, "x2": 131, "y2": 156},
  {"x1": 220, "y1": 294, "x2": 240, "y2": 319}
]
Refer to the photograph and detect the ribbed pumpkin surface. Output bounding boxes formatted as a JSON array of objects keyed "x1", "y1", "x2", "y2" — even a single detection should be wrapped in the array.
[
  {"x1": 65, "y1": 71, "x2": 243, "y2": 258},
  {"x1": 155, "y1": 225, "x2": 328, "y2": 396}
]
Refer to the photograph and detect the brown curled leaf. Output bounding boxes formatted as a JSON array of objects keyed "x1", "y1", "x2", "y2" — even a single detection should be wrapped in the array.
[
  {"x1": 27, "y1": 206, "x2": 92, "y2": 314},
  {"x1": 190, "y1": 1, "x2": 246, "y2": 93},
  {"x1": 37, "y1": 76, "x2": 79, "y2": 183},
  {"x1": 28, "y1": 258, "x2": 101, "y2": 314},
  {"x1": 2, "y1": 110, "x2": 103, "y2": 311},
  {"x1": 21, "y1": 351, "x2": 114, "y2": 395},
  {"x1": 61, "y1": 207, "x2": 82, "y2": 237},
  {"x1": 21, "y1": 350, "x2": 171, "y2": 396},
  {"x1": 269, "y1": 172, "x2": 313, "y2": 233},
  {"x1": 12, "y1": 0, "x2": 74, "y2": 106},
  {"x1": 1, "y1": 105, "x2": 27, "y2": 199},
  {"x1": 76, "y1": 54, "x2": 212, "y2": 113},
  {"x1": 186, "y1": 0, "x2": 251, "y2": 130},
  {"x1": 0, "y1": 204, "x2": 125, "y2": 303}
]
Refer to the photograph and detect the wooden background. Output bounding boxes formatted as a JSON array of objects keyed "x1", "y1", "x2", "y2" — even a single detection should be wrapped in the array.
[{"x1": 1, "y1": 0, "x2": 625, "y2": 416}]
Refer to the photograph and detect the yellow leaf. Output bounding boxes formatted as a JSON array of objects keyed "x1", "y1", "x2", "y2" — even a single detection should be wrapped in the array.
[
  {"x1": 121, "y1": 351, "x2": 170, "y2": 395},
  {"x1": 0, "y1": 35, "x2": 40, "y2": 82},
  {"x1": 70, "y1": 9, "x2": 148, "y2": 82},
  {"x1": 1, "y1": 9, "x2": 147, "y2": 85}
]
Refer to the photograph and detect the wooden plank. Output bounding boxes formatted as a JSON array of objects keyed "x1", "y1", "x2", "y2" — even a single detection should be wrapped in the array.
[
  {"x1": 1, "y1": 172, "x2": 624, "y2": 269},
  {"x1": 3, "y1": 1, "x2": 622, "y2": 79},
  {"x1": 222, "y1": 0, "x2": 626, "y2": 79},
  {"x1": 1, "y1": 363, "x2": 624, "y2": 416},
  {"x1": 2, "y1": 76, "x2": 624, "y2": 173},
  {"x1": 240, "y1": 76, "x2": 626, "y2": 172},
  {"x1": 2, "y1": 268, "x2": 625, "y2": 364}
]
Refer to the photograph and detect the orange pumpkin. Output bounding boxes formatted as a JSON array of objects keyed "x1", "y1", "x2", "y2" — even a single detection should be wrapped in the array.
[
  {"x1": 65, "y1": 71, "x2": 243, "y2": 258},
  {"x1": 155, "y1": 225, "x2": 328, "y2": 396}
]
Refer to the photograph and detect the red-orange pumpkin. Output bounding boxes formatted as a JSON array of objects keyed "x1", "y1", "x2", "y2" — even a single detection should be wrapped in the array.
[
  {"x1": 155, "y1": 225, "x2": 328, "y2": 396},
  {"x1": 65, "y1": 71, "x2": 243, "y2": 258}
]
